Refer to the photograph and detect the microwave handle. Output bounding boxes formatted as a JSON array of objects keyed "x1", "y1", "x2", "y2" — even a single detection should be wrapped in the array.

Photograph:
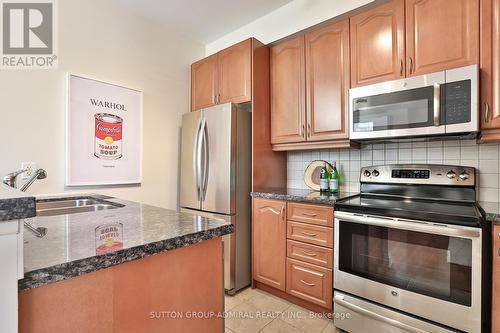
[{"x1": 433, "y1": 83, "x2": 441, "y2": 126}]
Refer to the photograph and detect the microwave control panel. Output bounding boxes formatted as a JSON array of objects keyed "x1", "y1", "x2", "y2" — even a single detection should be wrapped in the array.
[{"x1": 443, "y1": 79, "x2": 471, "y2": 125}]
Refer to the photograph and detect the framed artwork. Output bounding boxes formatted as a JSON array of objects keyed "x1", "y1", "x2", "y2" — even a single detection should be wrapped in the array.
[{"x1": 66, "y1": 74, "x2": 143, "y2": 186}]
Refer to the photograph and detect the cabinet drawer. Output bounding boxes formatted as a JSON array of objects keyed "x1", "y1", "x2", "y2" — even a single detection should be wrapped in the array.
[
  {"x1": 286, "y1": 258, "x2": 332, "y2": 309},
  {"x1": 287, "y1": 221, "x2": 333, "y2": 248},
  {"x1": 287, "y1": 240, "x2": 333, "y2": 269},
  {"x1": 287, "y1": 202, "x2": 333, "y2": 227}
]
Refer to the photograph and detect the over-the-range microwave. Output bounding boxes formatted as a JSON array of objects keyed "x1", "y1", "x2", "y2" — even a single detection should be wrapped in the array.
[{"x1": 349, "y1": 64, "x2": 478, "y2": 141}]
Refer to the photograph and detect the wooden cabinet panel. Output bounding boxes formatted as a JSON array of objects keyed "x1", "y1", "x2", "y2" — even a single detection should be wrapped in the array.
[
  {"x1": 305, "y1": 20, "x2": 350, "y2": 141},
  {"x1": 493, "y1": 224, "x2": 500, "y2": 333},
  {"x1": 191, "y1": 54, "x2": 218, "y2": 111},
  {"x1": 350, "y1": 0, "x2": 405, "y2": 87},
  {"x1": 286, "y1": 258, "x2": 332, "y2": 309},
  {"x1": 406, "y1": 0, "x2": 479, "y2": 77},
  {"x1": 287, "y1": 240, "x2": 333, "y2": 269},
  {"x1": 271, "y1": 36, "x2": 306, "y2": 144},
  {"x1": 287, "y1": 221, "x2": 333, "y2": 248},
  {"x1": 480, "y1": 0, "x2": 500, "y2": 139},
  {"x1": 218, "y1": 39, "x2": 252, "y2": 104},
  {"x1": 287, "y1": 202, "x2": 333, "y2": 227},
  {"x1": 253, "y1": 198, "x2": 287, "y2": 291}
]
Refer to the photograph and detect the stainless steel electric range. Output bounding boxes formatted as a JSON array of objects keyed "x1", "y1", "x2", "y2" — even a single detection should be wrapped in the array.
[{"x1": 333, "y1": 164, "x2": 491, "y2": 333}]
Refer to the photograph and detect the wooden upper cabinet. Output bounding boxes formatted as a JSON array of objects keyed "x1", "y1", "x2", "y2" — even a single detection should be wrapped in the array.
[
  {"x1": 191, "y1": 54, "x2": 218, "y2": 111},
  {"x1": 271, "y1": 36, "x2": 306, "y2": 144},
  {"x1": 218, "y1": 39, "x2": 252, "y2": 104},
  {"x1": 406, "y1": 0, "x2": 479, "y2": 77},
  {"x1": 480, "y1": 0, "x2": 500, "y2": 137},
  {"x1": 191, "y1": 39, "x2": 253, "y2": 112},
  {"x1": 493, "y1": 224, "x2": 500, "y2": 333},
  {"x1": 252, "y1": 198, "x2": 287, "y2": 291},
  {"x1": 305, "y1": 19, "x2": 350, "y2": 141},
  {"x1": 350, "y1": 0, "x2": 405, "y2": 87}
]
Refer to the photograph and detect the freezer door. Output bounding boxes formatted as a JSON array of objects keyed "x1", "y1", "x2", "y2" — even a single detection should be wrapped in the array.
[
  {"x1": 180, "y1": 110, "x2": 202, "y2": 210},
  {"x1": 201, "y1": 103, "x2": 235, "y2": 214}
]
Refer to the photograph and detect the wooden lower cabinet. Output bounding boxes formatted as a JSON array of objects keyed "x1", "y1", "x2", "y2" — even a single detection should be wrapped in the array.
[
  {"x1": 287, "y1": 221, "x2": 333, "y2": 248},
  {"x1": 253, "y1": 199, "x2": 334, "y2": 312},
  {"x1": 252, "y1": 198, "x2": 287, "y2": 291},
  {"x1": 286, "y1": 258, "x2": 332, "y2": 310},
  {"x1": 287, "y1": 240, "x2": 333, "y2": 269},
  {"x1": 493, "y1": 224, "x2": 500, "y2": 332}
]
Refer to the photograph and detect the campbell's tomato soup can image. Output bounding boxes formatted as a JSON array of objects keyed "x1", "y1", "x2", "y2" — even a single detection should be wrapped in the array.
[{"x1": 94, "y1": 113, "x2": 123, "y2": 159}]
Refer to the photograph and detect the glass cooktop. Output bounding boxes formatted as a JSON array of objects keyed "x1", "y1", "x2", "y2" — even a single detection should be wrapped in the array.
[{"x1": 335, "y1": 194, "x2": 485, "y2": 227}]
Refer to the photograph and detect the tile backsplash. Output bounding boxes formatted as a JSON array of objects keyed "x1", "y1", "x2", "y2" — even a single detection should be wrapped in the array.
[{"x1": 287, "y1": 139, "x2": 500, "y2": 203}]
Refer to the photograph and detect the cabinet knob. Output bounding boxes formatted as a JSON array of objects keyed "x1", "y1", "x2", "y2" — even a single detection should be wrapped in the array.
[
  {"x1": 485, "y1": 103, "x2": 490, "y2": 123},
  {"x1": 409, "y1": 57, "x2": 413, "y2": 74},
  {"x1": 400, "y1": 59, "x2": 404, "y2": 77}
]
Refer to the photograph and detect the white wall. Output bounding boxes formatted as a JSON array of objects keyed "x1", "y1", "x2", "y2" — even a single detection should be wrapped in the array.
[
  {"x1": 0, "y1": 0, "x2": 205, "y2": 209},
  {"x1": 205, "y1": 0, "x2": 374, "y2": 55}
]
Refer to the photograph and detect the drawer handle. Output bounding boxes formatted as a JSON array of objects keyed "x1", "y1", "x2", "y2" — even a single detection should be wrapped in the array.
[
  {"x1": 302, "y1": 250, "x2": 318, "y2": 257},
  {"x1": 301, "y1": 212, "x2": 318, "y2": 217},
  {"x1": 301, "y1": 231, "x2": 317, "y2": 237},
  {"x1": 300, "y1": 279, "x2": 315, "y2": 287}
]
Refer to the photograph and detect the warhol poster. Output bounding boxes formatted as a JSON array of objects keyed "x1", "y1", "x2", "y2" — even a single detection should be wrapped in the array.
[{"x1": 66, "y1": 74, "x2": 143, "y2": 185}]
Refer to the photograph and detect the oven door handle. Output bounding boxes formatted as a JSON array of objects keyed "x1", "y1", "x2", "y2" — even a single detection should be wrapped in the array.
[
  {"x1": 334, "y1": 295, "x2": 429, "y2": 333},
  {"x1": 335, "y1": 211, "x2": 480, "y2": 238}
]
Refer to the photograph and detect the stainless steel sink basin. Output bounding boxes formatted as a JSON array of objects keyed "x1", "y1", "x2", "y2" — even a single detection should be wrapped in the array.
[{"x1": 36, "y1": 197, "x2": 125, "y2": 217}]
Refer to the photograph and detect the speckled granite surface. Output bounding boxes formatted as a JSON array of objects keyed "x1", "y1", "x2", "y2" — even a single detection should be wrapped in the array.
[
  {"x1": 251, "y1": 187, "x2": 356, "y2": 205},
  {"x1": 0, "y1": 184, "x2": 35, "y2": 221},
  {"x1": 479, "y1": 201, "x2": 500, "y2": 223},
  {"x1": 20, "y1": 197, "x2": 233, "y2": 291}
]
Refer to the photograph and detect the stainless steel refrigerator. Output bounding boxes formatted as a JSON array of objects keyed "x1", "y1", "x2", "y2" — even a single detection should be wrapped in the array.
[{"x1": 180, "y1": 102, "x2": 251, "y2": 294}]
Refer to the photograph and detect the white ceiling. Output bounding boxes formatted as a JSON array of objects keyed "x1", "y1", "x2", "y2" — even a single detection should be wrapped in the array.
[{"x1": 120, "y1": 0, "x2": 293, "y2": 44}]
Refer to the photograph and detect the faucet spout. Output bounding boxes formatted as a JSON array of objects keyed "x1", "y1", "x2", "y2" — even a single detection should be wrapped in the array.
[
  {"x1": 2, "y1": 168, "x2": 29, "y2": 188},
  {"x1": 19, "y1": 169, "x2": 47, "y2": 192}
]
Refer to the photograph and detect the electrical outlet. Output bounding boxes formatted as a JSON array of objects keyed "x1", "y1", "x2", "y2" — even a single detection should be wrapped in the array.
[{"x1": 21, "y1": 162, "x2": 37, "y2": 180}]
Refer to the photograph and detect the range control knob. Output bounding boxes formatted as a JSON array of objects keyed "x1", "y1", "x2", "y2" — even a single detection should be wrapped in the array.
[
  {"x1": 372, "y1": 169, "x2": 380, "y2": 177},
  {"x1": 459, "y1": 171, "x2": 469, "y2": 181},
  {"x1": 446, "y1": 170, "x2": 457, "y2": 179},
  {"x1": 363, "y1": 170, "x2": 371, "y2": 177}
]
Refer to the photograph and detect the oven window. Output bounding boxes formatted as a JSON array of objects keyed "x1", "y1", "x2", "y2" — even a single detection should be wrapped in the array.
[
  {"x1": 338, "y1": 222, "x2": 472, "y2": 306},
  {"x1": 353, "y1": 86, "x2": 436, "y2": 132}
]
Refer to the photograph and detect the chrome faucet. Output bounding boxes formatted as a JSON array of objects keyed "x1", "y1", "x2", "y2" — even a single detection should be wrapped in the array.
[
  {"x1": 3, "y1": 168, "x2": 47, "y2": 192},
  {"x1": 3, "y1": 168, "x2": 48, "y2": 237}
]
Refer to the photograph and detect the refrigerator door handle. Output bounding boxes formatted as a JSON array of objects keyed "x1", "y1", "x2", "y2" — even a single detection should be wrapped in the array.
[
  {"x1": 201, "y1": 119, "x2": 210, "y2": 201},
  {"x1": 194, "y1": 118, "x2": 205, "y2": 201}
]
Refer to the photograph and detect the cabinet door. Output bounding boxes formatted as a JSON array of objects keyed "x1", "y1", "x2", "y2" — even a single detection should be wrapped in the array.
[
  {"x1": 252, "y1": 198, "x2": 286, "y2": 291},
  {"x1": 271, "y1": 36, "x2": 306, "y2": 144},
  {"x1": 305, "y1": 20, "x2": 350, "y2": 142},
  {"x1": 350, "y1": 0, "x2": 405, "y2": 87},
  {"x1": 191, "y1": 54, "x2": 218, "y2": 111},
  {"x1": 406, "y1": 0, "x2": 479, "y2": 77},
  {"x1": 481, "y1": 0, "x2": 500, "y2": 133},
  {"x1": 218, "y1": 39, "x2": 252, "y2": 104},
  {"x1": 493, "y1": 224, "x2": 500, "y2": 333}
]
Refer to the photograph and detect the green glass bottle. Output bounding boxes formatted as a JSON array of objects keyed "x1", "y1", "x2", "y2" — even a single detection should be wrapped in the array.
[
  {"x1": 319, "y1": 162, "x2": 330, "y2": 193},
  {"x1": 329, "y1": 161, "x2": 339, "y2": 193}
]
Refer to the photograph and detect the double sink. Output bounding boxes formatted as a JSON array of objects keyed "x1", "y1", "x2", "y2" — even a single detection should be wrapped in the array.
[{"x1": 36, "y1": 197, "x2": 125, "y2": 217}]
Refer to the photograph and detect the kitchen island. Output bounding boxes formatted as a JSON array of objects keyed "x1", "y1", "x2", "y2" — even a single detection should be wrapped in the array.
[{"x1": 18, "y1": 195, "x2": 233, "y2": 333}]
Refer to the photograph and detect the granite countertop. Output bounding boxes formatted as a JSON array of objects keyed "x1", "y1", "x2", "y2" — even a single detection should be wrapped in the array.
[
  {"x1": 479, "y1": 201, "x2": 500, "y2": 223},
  {"x1": 0, "y1": 184, "x2": 35, "y2": 221},
  {"x1": 251, "y1": 187, "x2": 356, "y2": 205},
  {"x1": 20, "y1": 196, "x2": 233, "y2": 291}
]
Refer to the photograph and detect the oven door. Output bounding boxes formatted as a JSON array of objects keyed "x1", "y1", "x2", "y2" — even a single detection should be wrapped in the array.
[
  {"x1": 349, "y1": 71, "x2": 445, "y2": 140},
  {"x1": 334, "y1": 211, "x2": 482, "y2": 333}
]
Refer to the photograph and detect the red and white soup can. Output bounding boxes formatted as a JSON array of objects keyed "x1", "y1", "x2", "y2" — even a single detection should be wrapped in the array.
[{"x1": 94, "y1": 113, "x2": 123, "y2": 160}]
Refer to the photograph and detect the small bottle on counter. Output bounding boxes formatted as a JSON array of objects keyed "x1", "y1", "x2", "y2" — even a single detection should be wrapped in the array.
[
  {"x1": 329, "y1": 161, "x2": 339, "y2": 193},
  {"x1": 320, "y1": 162, "x2": 330, "y2": 193}
]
